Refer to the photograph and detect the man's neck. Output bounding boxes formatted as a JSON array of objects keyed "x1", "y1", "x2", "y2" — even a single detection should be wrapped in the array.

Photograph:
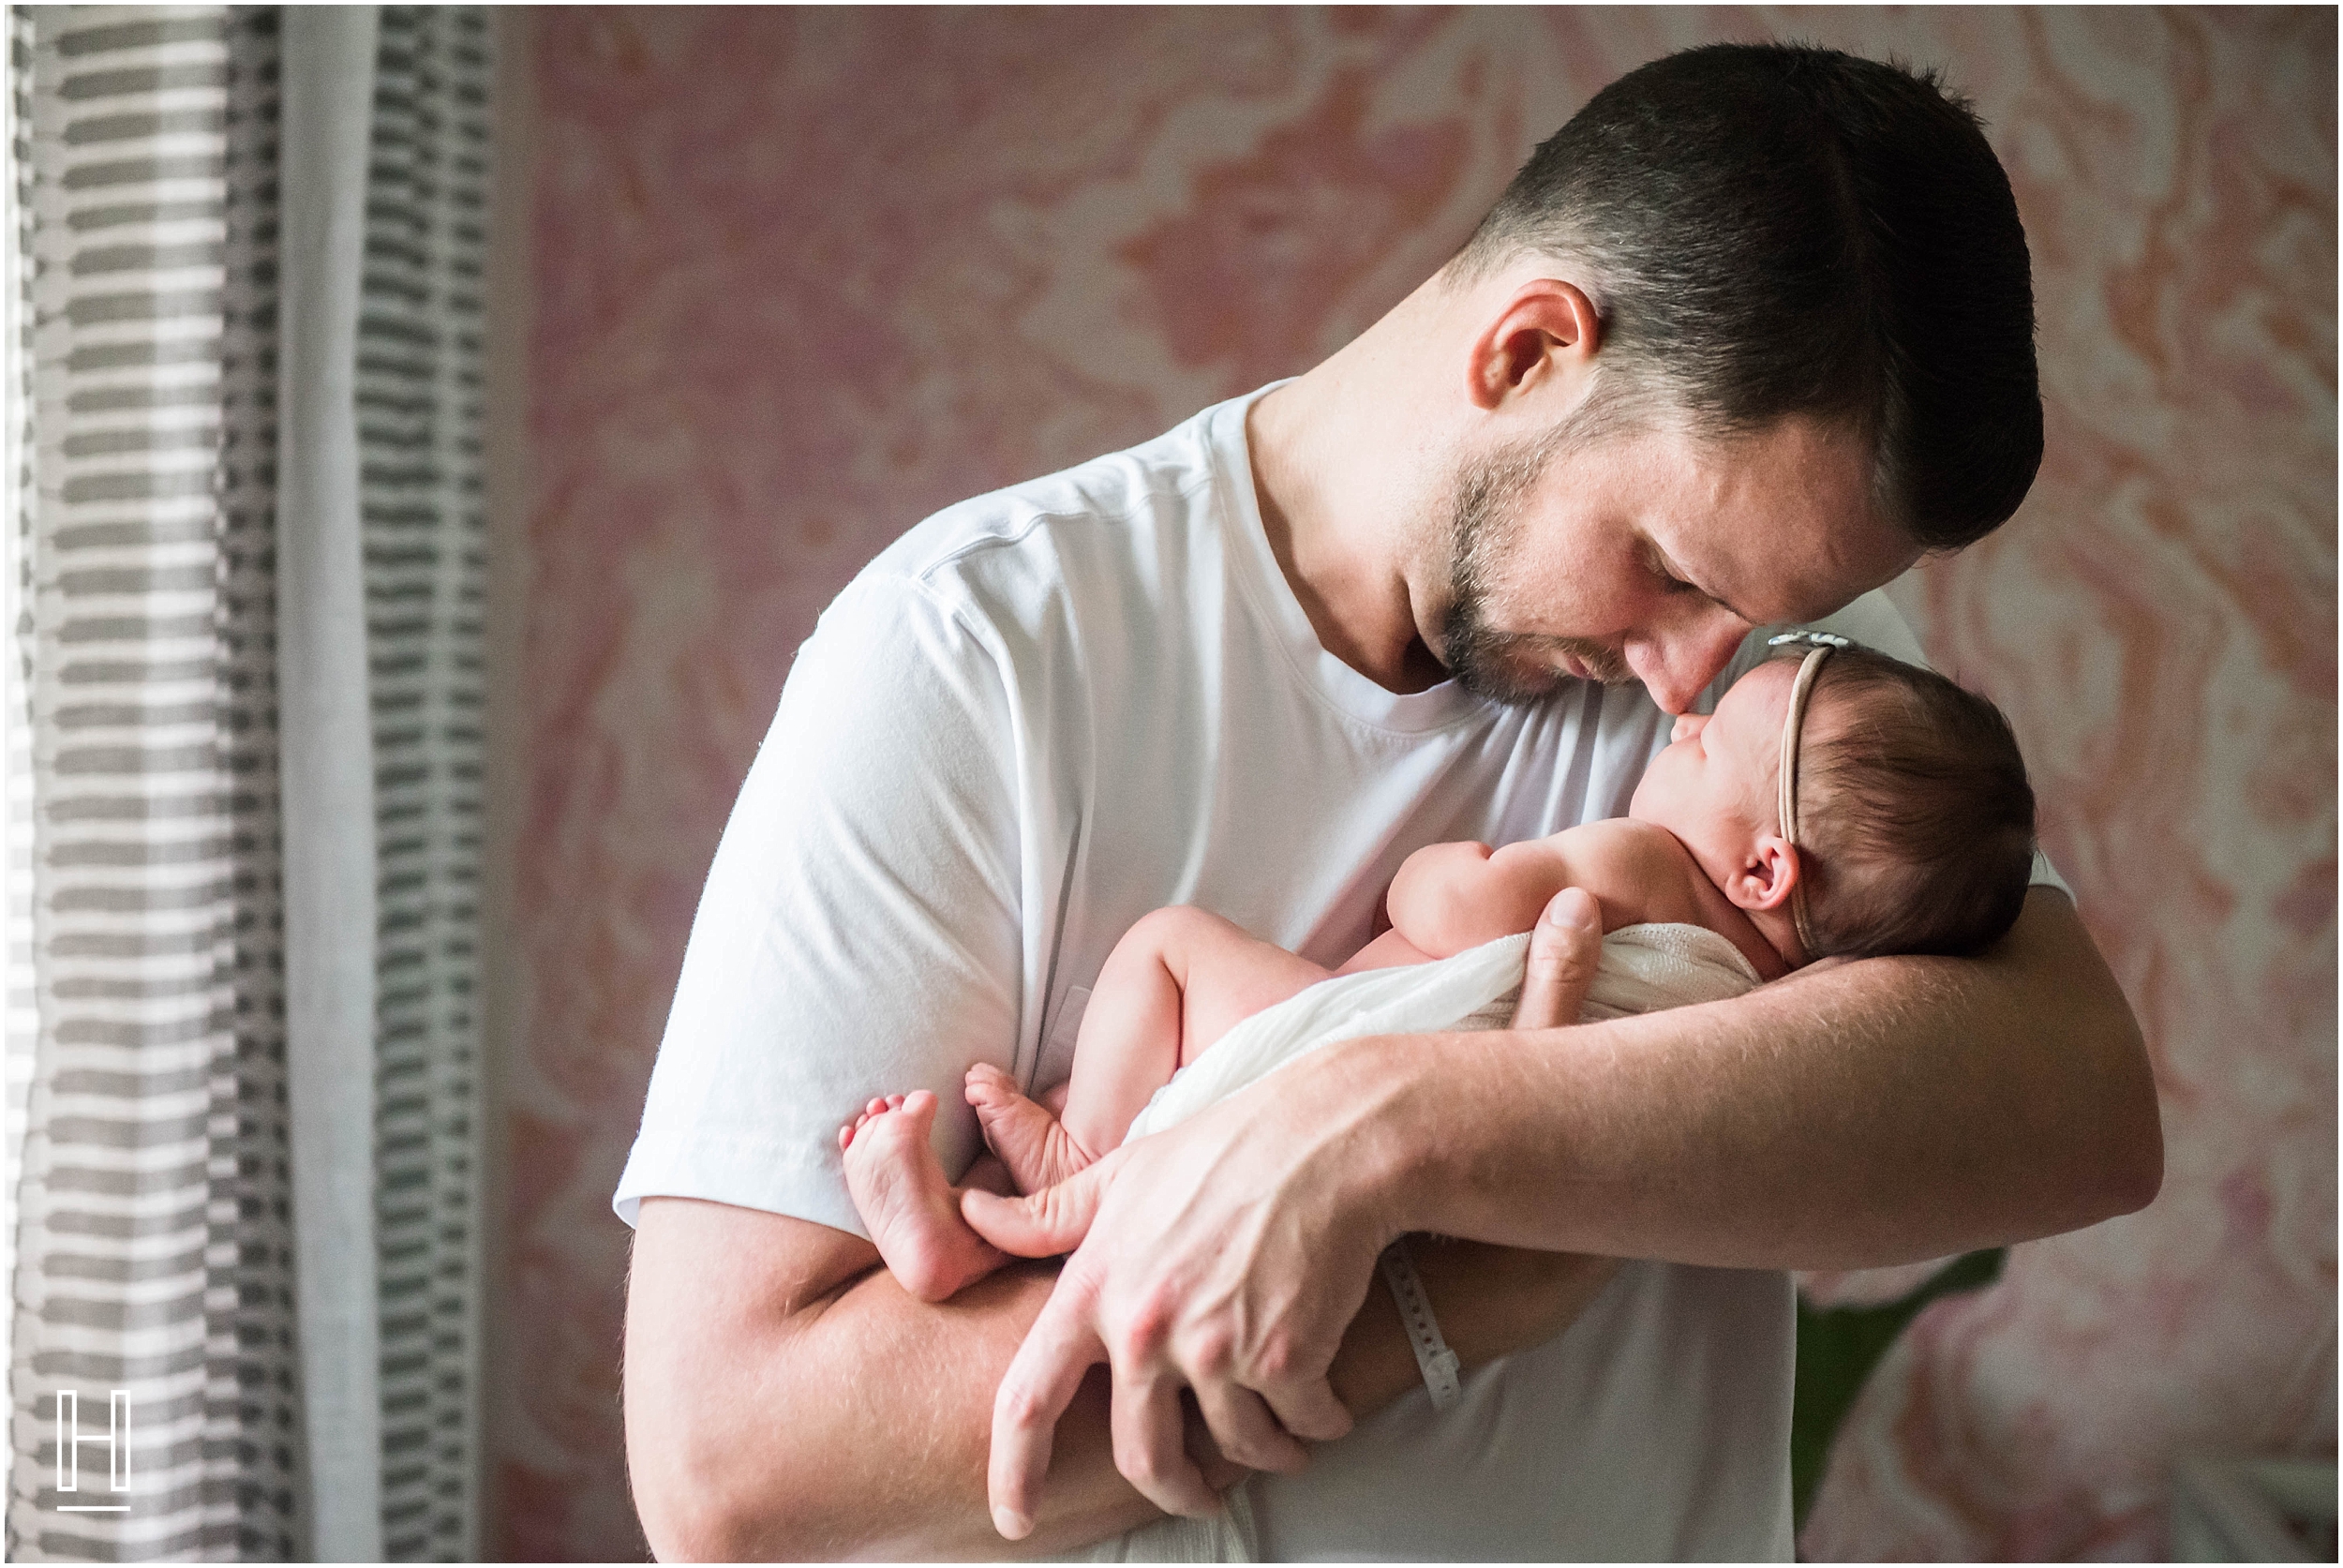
[{"x1": 1244, "y1": 288, "x2": 1455, "y2": 695}]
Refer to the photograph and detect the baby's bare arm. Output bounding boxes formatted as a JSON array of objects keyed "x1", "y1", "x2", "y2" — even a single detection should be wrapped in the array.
[{"x1": 1386, "y1": 820, "x2": 1690, "y2": 958}]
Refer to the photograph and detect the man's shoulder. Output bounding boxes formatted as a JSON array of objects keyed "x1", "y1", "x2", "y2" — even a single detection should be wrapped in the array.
[{"x1": 866, "y1": 396, "x2": 1244, "y2": 607}]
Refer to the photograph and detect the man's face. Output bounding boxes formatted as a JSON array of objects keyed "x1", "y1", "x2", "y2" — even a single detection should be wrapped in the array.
[{"x1": 1436, "y1": 411, "x2": 1917, "y2": 714}]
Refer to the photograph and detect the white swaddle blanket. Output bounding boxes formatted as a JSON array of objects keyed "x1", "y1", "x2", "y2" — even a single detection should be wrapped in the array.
[{"x1": 1060, "y1": 921, "x2": 1762, "y2": 1562}]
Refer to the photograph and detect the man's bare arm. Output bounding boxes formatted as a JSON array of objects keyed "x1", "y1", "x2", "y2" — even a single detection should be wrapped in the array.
[
  {"x1": 622, "y1": 1199, "x2": 1612, "y2": 1560},
  {"x1": 985, "y1": 888, "x2": 2162, "y2": 1521},
  {"x1": 626, "y1": 891, "x2": 1617, "y2": 1559},
  {"x1": 626, "y1": 1203, "x2": 1126, "y2": 1561},
  {"x1": 1388, "y1": 889, "x2": 2161, "y2": 1264}
]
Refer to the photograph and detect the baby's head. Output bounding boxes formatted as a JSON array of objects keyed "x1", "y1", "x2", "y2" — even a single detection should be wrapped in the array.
[{"x1": 1630, "y1": 640, "x2": 2036, "y2": 963}]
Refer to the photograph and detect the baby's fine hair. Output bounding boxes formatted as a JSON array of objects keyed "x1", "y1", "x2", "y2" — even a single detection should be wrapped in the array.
[{"x1": 1783, "y1": 645, "x2": 2037, "y2": 960}]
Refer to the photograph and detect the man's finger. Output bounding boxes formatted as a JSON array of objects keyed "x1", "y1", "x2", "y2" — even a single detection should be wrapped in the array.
[
  {"x1": 988, "y1": 1269, "x2": 1107, "y2": 1540},
  {"x1": 1191, "y1": 1379, "x2": 1310, "y2": 1474},
  {"x1": 1259, "y1": 1373, "x2": 1355, "y2": 1445},
  {"x1": 963, "y1": 1149, "x2": 1117, "y2": 1258},
  {"x1": 1112, "y1": 1365, "x2": 1219, "y2": 1518},
  {"x1": 1511, "y1": 886, "x2": 1603, "y2": 1031}
]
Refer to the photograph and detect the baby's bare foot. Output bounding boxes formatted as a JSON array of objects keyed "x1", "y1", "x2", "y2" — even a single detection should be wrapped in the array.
[
  {"x1": 838, "y1": 1091, "x2": 1004, "y2": 1303},
  {"x1": 964, "y1": 1064, "x2": 1098, "y2": 1193}
]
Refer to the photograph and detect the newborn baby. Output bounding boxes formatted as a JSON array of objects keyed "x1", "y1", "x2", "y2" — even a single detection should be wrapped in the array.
[{"x1": 839, "y1": 638, "x2": 2037, "y2": 1302}]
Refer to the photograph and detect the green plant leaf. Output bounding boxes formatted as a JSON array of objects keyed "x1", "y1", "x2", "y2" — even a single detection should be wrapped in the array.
[{"x1": 1791, "y1": 1247, "x2": 2006, "y2": 1534}]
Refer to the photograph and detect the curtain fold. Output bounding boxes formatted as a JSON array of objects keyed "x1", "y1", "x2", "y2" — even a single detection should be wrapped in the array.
[
  {"x1": 5, "y1": 7, "x2": 490, "y2": 1561},
  {"x1": 355, "y1": 12, "x2": 492, "y2": 1557},
  {"x1": 5, "y1": 5, "x2": 37, "y2": 1378},
  {"x1": 276, "y1": 10, "x2": 385, "y2": 1559}
]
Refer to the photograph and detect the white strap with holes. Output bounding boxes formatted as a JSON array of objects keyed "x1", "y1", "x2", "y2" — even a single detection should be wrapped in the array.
[{"x1": 1378, "y1": 1237, "x2": 1461, "y2": 1411}]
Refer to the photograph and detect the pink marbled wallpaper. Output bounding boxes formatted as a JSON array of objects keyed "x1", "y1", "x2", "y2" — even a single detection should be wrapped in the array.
[{"x1": 491, "y1": 8, "x2": 2336, "y2": 1560}]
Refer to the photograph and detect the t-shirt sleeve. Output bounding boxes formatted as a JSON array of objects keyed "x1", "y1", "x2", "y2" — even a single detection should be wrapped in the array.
[
  {"x1": 1713, "y1": 586, "x2": 2071, "y2": 900},
  {"x1": 612, "y1": 573, "x2": 1026, "y2": 1232}
]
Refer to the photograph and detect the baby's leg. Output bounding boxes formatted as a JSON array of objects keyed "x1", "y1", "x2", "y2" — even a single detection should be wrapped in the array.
[
  {"x1": 1052, "y1": 905, "x2": 1336, "y2": 1162},
  {"x1": 838, "y1": 1091, "x2": 1007, "y2": 1303}
]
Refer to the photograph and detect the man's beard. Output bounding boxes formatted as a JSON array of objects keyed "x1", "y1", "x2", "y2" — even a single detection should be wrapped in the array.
[{"x1": 1440, "y1": 430, "x2": 1634, "y2": 707}]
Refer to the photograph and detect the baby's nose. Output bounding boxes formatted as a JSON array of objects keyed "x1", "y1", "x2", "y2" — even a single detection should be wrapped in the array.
[{"x1": 1672, "y1": 712, "x2": 1708, "y2": 743}]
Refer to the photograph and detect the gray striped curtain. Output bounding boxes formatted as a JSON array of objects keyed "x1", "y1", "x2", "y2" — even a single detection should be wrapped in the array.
[{"x1": 5, "y1": 7, "x2": 491, "y2": 1561}]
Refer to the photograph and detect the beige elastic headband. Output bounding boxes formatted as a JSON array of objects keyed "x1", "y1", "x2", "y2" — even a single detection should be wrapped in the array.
[{"x1": 1768, "y1": 630, "x2": 1850, "y2": 960}]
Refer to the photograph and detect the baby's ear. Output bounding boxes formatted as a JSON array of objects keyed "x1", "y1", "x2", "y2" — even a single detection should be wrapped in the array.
[{"x1": 1724, "y1": 835, "x2": 1800, "y2": 913}]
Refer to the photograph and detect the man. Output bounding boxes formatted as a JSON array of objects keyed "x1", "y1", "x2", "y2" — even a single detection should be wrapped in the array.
[{"x1": 618, "y1": 43, "x2": 2161, "y2": 1561}]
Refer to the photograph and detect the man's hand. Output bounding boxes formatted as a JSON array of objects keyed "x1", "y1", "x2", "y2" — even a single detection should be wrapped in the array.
[
  {"x1": 964, "y1": 889, "x2": 1606, "y2": 1538},
  {"x1": 625, "y1": 1162, "x2": 1624, "y2": 1557},
  {"x1": 1511, "y1": 888, "x2": 1606, "y2": 1032},
  {"x1": 625, "y1": 892, "x2": 2150, "y2": 1558}
]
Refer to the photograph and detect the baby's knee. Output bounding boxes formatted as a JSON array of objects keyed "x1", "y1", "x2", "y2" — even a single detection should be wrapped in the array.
[{"x1": 1128, "y1": 903, "x2": 1243, "y2": 956}]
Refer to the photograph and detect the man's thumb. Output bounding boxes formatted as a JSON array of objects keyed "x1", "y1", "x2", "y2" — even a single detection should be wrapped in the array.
[
  {"x1": 1511, "y1": 886, "x2": 1602, "y2": 1031},
  {"x1": 962, "y1": 1150, "x2": 1117, "y2": 1258}
]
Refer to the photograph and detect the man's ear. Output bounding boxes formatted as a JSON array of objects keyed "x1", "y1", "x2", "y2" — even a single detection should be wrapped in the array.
[
  {"x1": 1724, "y1": 834, "x2": 1800, "y2": 914},
  {"x1": 1465, "y1": 279, "x2": 1602, "y2": 412}
]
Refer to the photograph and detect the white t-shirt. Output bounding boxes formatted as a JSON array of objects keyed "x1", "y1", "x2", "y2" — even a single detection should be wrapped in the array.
[{"x1": 614, "y1": 385, "x2": 2061, "y2": 1561}]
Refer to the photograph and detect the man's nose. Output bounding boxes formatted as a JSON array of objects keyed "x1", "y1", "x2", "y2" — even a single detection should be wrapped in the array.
[{"x1": 1634, "y1": 615, "x2": 1749, "y2": 714}]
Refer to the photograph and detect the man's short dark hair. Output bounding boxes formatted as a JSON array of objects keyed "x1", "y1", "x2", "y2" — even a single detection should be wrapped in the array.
[{"x1": 1456, "y1": 43, "x2": 2042, "y2": 551}]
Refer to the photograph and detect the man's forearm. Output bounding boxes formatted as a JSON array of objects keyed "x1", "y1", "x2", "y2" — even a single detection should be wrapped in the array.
[
  {"x1": 744, "y1": 1260, "x2": 1164, "y2": 1561},
  {"x1": 1344, "y1": 889, "x2": 2161, "y2": 1268},
  {"x1": 626, "y1": 1212, "x2": 1156, "y2": 1561},
  {"x1": 624, "y1": 1201, "x2": 1591, "y2": 1560}
]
